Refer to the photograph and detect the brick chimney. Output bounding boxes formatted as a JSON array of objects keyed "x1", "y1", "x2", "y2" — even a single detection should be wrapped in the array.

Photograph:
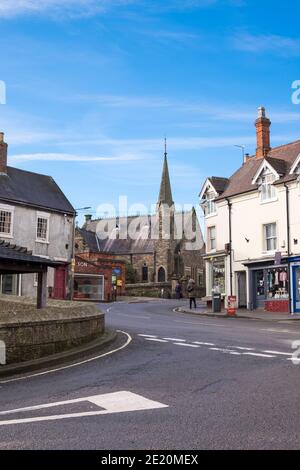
[
  {"x1": 255, "y1": 107, "x2": 271, "y2": 158},
  {"x1": 0, "y1": 132, "x2": 7, "y2": 174}
]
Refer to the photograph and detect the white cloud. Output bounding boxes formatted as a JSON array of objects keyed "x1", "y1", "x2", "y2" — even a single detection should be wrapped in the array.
[
  {"x1": 231, "y1": 32, "x2": 300, "y2": 57},
  {"x1": 10, "y1": 152, "x2": 139, "y2": 162},
  {"x1": 0, "y1": 0, "x2": 133, "y2": 18}
]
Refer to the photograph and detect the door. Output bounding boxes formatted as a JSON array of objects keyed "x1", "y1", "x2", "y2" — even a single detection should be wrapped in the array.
[
  {"x1": 293, "y1": 266, "x2": 300, "y2": 313},
  {"x1": 237, "y1": 271, "x2": 247, "y2": 308},
  {"x1": 53, "y1": 267, "x2": 67, "y2": 299},
  {"x1": 254, "y1": 270, "x2": 265, "y2": 309}
]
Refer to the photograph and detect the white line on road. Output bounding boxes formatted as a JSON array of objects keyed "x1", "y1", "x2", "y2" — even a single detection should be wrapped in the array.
[
  {"x1": 173, "y1": 343, "x2": 199, "y2": 348},
  {"x1": 174, "y1": 320, "x2": 226, "y2": 328},
  {"x1": 193, "y1": 341, "x2": 215, "y2": 346},
  {"x1": 230, "y1": 346, "x2": 254, "y2": 351},
  {"x1": 163, "y1": 338, "x2": 186, "y2": 342},
  {"x1": 0, "y1": 391, "x2": 168, "y2": 426},
  {"x1": 138, "y1": 334, "x2": 157, "y2": 338},
  {"x1": 144, "y1": 338, "x2": 168, "y2": 343},
  {"x1": 0, "y1": 330, "x2": 132, "y2": 385},
  {"x1": 209, "y1": 348, "x2": 239, "y2": 354},
  {"x1": 262, "y1": 350, "x2": 292, "y2": 356},
  {"x1": 243, "y1": 352, "x2": 275, "y2": 358}
]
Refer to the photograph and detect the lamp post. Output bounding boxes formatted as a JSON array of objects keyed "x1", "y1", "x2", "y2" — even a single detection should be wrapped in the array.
[{"x1": 69, "y1": 206, "x2": 92, "y2": 300}]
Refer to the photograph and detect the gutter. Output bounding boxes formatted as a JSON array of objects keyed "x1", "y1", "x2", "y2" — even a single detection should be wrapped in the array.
[{"x1": 284, "y1": 183, "x2": 292, "y2": 314}]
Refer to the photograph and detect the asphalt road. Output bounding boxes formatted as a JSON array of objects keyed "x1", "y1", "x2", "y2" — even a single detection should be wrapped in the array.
[{"x1": 1, "y1": 299, "x2": 300, "y2": 450}]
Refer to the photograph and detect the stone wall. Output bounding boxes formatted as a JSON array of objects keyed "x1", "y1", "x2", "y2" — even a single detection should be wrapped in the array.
[
  {"x1": 0, "y1": 296, "x2": 104, "y2": 364},
  {"x1": 125, "y1": 282, "x2": 172, "y2": 298}
]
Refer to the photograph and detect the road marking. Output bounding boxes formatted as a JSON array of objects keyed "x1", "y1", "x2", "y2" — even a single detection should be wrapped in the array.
[
  {"x1": 173, "y1": 343, "x2": 199, "y2": 348},
  {"x1": 0, "y1": 330, "x2": 132, "y2": 385},
  {"x1": 209, "y1": 348, "x2": 238, "y2": 354},
  {"x1": 0, "y1": 391, "x2": 168, "y2": 426},
  {"x1": 243, "y1": 352, "x2": 275, "y2": 358},
  {"x1": 174, "y1": 320, "x2": 226, "y2": 328},
  {"x1": 262, "y1": 350, "x2": 292, "y2": 356},
  {"x1": 229, "y1": 352, "x2": 242, "y2": 355},
  {"x1": 163, "y1": 337, "x2": 186, "y2": 342},
  {"x1": 138, "y1": 334, "x2": 157, "y2": 338},
  {"x1": 193, "y1": 341, "x2": 215, "y2": 346},
  {"x1": 144, "y1": 338, "x2": 168, "y2": 343},
  {"x1": 260, "y1": 328, "x2": 299, "y2": 335},
  {"x1": 230, "y1": 346, "x2": 254, "y2": 351}
]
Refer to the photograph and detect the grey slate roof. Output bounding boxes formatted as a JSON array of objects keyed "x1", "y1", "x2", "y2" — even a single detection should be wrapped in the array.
[
  {"x1": 209, "y1": 177, "x2": 229, "y2": 195},
  {"x1": 0, "y1": 166, "x2": 75, "y2": 214}
]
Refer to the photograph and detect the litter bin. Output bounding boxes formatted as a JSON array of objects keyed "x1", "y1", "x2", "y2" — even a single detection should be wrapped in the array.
[{"x1": 212, "y1": 292, "x2": 221, "y2": 313}]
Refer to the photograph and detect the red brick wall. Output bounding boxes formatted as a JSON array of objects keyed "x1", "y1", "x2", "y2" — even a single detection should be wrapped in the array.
[
  {"x1": 264, "y1": 300, "x2": 289, "y2": 313},
  {"x1": 74, "y1": 253, "x2": 125, "y2": 301}
]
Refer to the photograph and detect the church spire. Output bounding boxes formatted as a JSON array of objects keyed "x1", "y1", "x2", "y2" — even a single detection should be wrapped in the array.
[{"x1": 157, "y1": 137, "x2": 174, "y2": 207}]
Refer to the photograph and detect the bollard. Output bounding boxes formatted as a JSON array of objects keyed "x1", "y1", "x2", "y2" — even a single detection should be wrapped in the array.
[{"x1": 0, "y1": 340, "x2": 6, "y2": 365}]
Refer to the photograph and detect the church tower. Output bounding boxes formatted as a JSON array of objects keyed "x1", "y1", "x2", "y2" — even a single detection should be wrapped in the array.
[{"x1": 155, "y1": 139, "x2": 176, "y2": 283}]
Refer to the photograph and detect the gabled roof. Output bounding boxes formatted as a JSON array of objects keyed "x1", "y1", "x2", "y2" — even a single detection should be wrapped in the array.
[
  {"x1": 199, "y1": 176, "x2": 229, "y2": 200},
  {"x1": 0, "y1": 166, "x2": 75, "y2": 214},
  {"x1": 215, "y1": 140, "x2": 300, "y2": 201}
]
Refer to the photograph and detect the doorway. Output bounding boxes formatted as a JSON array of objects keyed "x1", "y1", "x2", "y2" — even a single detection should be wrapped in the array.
[
  {"x1": 293, "y1": 266, "x2": 300, "y2": 313},
  {"x1": 237, "y1": 271, "x2": 247, "y2": 308},
  {"x1": 254, "y1": 270, "x2": 265, "y2": 309}
]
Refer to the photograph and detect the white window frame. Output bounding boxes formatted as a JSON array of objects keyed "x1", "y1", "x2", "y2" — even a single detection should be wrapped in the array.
[
  {"x1": 206, "y1": 191, "x2": 217, "y2": 216},
  {"x1": 263, "y1": 222, "x2": 277, "y2": 253},
  {"x1": 36, "y1": 211, "x2": 50, "y2": 243},
  {"x1": 208, "y1": 226, "x2": 216, "y2": 252},
  {"x1": 0, "y1": 204, "x2": 14, "y2": 238},
  {"x1": 259, "y1": 172, "x2": 277, "y2": 203}
]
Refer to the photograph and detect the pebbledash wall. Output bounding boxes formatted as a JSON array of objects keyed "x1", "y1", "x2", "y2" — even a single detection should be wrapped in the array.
[{"x1": 0, "y1": 306, "x2": 104, "y2": 365}]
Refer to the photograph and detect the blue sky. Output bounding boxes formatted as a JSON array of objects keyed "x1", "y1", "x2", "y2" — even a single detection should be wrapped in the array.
[{"x1": 0, "y1": 0, "x2": 300, "y2": 222}]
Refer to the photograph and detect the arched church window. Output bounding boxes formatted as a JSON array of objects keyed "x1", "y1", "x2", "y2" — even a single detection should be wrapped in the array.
[{"x1": 158, "y1": 266, "x2": 166, "y2": 282}]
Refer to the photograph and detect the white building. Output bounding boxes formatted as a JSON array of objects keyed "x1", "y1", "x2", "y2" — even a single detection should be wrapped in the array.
[
  {"x1": 0, "y1": 132, "x2": 75, "y2": 299},
  {"x1": 200, "y1": 107, "x2": 300, "y2": 314}
]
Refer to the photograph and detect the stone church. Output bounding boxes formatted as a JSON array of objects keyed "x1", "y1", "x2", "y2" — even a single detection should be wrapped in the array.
[{"x1": 76, "y1": 150, "x2": 205, "y2": 297}]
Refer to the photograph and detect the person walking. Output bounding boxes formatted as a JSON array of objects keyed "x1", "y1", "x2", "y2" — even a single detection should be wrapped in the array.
[
  {"x1": 175, "y1": 282, "x2": 182, "y2": 300},
  {"x1": 187, "y1": 278, "x2": 196, "y2": 309}
]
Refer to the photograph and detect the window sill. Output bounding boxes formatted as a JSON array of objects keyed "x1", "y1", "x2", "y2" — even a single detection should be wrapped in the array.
[
  {"x1": 205, "y1": 212, "x2": 217, "y2": 219},
  {"x1": 0, "y1": 233, "x2": 13, "y2": 239},
  {"x1": 260, "y1": 198, "x2": 278, "y2": 205},
  {"x1": 35, "y1": 239, "x2": 49, "y2": 244}
]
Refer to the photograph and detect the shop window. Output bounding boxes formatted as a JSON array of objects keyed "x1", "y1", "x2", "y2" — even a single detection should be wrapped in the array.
[
  {"x1": 264, "y1": 223, "x2": 277, "y2": 252},
  {"x1": 211, "y1": 258, "x2": 225, "y2": 294},
  {"x1": 266, "y1": 268, "x2": 289, "y2": 300},
  {"x1": 208, "y1": 226, "x2": 216, "y2": 251},
  {"x1": 73, "y1": 275, "x2": 104, "y2": 301}
]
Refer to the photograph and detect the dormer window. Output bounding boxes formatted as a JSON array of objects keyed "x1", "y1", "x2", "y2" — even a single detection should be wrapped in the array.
[
  {"x1": 206, "y1": 191, "x2": 216, "y2": 215},
  {"x1": 260, "y1": 172, "x2": 276, "y2": 201}
]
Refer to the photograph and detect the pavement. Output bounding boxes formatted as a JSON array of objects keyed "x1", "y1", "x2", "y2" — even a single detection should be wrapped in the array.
[
  {"x1": 175, "y1": 302, "x2": 299, "y2": 322},
  {"x1": 1, "y1": 299, "x2": 300, "y2": 450}
]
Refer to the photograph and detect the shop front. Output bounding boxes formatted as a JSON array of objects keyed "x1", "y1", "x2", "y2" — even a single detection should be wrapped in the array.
[
  {"x1": 74, "y1": 274, "x2": 104, "y2": 301},
  {"x1": 290, "y1": 258, "x2": 300, "y2": 314},
  {"x1": 204, "y1": 253, "x2": 226, "y2": 307},
  {"x1": 245, "y1": 259, "x2": 289, "y2": 313}
]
